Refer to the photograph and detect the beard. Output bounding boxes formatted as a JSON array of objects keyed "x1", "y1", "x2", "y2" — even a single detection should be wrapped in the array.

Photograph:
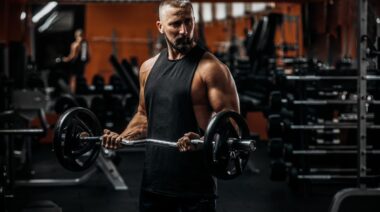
[{"x1": 165, "y1": 35, "x2": 193, "y2": 54}]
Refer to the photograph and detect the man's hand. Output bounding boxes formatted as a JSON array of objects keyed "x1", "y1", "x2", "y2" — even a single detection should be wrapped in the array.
[
  {"x1": 102, "y1": 129, "x2": 123, "y2": 150},
  {"x1": 102, "y1": 126, "x2": 147, "y2": 150},
  {"x1": 177, "y1": 132, "x2": 201, "y2": 152}
]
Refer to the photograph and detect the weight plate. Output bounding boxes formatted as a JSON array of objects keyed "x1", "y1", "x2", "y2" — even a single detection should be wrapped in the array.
[
  {"x1": 204, "y1": 111, "x2": 251, "y2": 180},
  {"x1": 53, "y1": 107, "x2": 102, "y2": 171}
]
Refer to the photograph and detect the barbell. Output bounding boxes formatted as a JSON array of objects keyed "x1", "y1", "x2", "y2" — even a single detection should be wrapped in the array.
[{"x1": 53, "y1": 107, "x2": 256, "y2": 180}]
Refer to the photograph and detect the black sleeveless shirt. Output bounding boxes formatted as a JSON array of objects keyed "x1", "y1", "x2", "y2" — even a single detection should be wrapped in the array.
[
  {"x1": 71, "y1": 40, "x2": 89, "y2": 76},
  {"x1": 142, "y1": 45, "x2": 216, "y2": 197}
]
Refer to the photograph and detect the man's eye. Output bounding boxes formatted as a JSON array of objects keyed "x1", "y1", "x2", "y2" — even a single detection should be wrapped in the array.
[{"x1": 172, "y1": 22, "x2": 181, "y2": 27}]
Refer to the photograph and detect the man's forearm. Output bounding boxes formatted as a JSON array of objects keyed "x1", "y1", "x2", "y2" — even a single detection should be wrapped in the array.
[{"x1": 120, "y1": 112, "x2": 148, "y2": 138}]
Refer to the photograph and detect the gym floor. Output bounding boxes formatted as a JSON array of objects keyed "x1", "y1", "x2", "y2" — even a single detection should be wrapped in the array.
[{"x1": 11, "y1": 141, "x2": 374, "y2": 212}]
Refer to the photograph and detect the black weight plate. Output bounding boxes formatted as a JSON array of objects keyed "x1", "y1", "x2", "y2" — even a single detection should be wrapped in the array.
[
  {"x1": 53, "y1": 107, "x2": 102, "y2": 171},
  {"x1": 54, "y1": 94, "x2": 79, "y2": 114},
  {"x1": 204, "y1": 111, "x2": 251, "y2": 180}
]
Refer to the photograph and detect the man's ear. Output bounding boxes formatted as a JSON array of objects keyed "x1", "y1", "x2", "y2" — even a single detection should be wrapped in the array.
[{"x1": 156, "y1": 21, "x2": 164, "y2": 34}]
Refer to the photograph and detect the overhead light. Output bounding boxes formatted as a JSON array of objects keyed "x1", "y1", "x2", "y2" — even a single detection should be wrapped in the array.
[
  {"x1": 251, "y1": 3, "x2": 275, "y2": 13},
  {"x1": 32, "y1": 1, "x2": 58, "y2": 23},
  {"x1": 215, "y1": 3, "x2": 226, "y2": 20},
  {"x1": 201, "y1": 3, "x2": 212, "y2": 22},
  {"x1": 38, "y1": 12, "x2": 58, "y2": 32},
  {"x1": 20, "y1": 11, "x2": 26, "y2": 20},
  {"x1": 192, "y1": 3, "x2": 199, "y2": 23},
  {"x1": 232, "y1": 3, "x2": 245, "y2": 17}
]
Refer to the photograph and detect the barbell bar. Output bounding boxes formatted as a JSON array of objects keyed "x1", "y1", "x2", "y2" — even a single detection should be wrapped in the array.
[
  {"x1": 54, "y1": 107, "x2": 256, "y2": 180},
  {"x1": 81, "y1": 136, "x2": 254, "y2": 151}
]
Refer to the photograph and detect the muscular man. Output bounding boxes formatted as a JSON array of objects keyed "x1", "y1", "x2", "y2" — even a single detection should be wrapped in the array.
[
  {"x1": 58, "y1": 29, "x2": 89, "y2": 91},
  {"x1": 103, "y1": 1, "x2": 239, "y2": 211}
]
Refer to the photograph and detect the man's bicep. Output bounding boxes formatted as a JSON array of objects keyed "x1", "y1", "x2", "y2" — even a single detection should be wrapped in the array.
[{"x1": 207, "y1": 67, "x2": 239, "y2": 113}]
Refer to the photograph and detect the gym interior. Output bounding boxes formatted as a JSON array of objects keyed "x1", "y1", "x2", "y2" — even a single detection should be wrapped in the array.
[{"x1": 1, "y1": 0, "x2": 380, "y2": 211}]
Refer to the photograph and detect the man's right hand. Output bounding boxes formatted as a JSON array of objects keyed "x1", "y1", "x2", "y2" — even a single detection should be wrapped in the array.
[{"x1": 102, "y1": 129, "x2": 123, "y2": 150}]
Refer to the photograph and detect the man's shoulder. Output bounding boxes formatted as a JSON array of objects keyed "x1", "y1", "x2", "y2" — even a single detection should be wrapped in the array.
[
  {"x1": 139, "y1": 53, "x2": 162, "y2": 83},
  {"x1": 196, "y1": 51, "x2": 231, "y2": 84},
  {"x1": 71, "y1": 41, "x2": 80, "y2": 48},
  {"x1": 140, "y1": 53, "x2": 161, "y2": 73},
  {"x1": 198, "y1": 52, "x2": 228, "y2": 73}
]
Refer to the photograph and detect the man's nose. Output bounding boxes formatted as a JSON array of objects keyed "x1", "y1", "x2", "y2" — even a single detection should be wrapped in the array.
[{"x1": 179, "y1": 23, "x2": 188, "y2": 35}]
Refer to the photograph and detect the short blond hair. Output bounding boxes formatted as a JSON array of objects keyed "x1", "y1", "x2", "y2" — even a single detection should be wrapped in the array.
[{"x1": 159, "y1": 0, "x2": 193, "y2": 20}]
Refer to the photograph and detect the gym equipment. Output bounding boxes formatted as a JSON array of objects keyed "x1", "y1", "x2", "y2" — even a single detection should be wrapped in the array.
[
  {"x1": 92, "y1": 74, "x2": 105, "y2": 92},
  {"x1": 270, "y1": 159, "x2": 287, "y2": 181},
  {"x1": 109, "y1": 55, "x2": 139, "y2": 97},
  {"x1": 329, "y1": 2, "x2": 380, "y2": 210},
  {"x1": 75, "y1": 76, "x2": 89, "y2": 94},
  {"x1": 54, "y1": 94, "x2": 79, "y2": 114},
  {"x1": 290, "y1": 123, "x2": 380, "y2": 130},
  {"x1": 267, "y1": 114, "x2": 283, "y2": 137},
  {"x1": 75, "y1": 96, "x2": 88, "y2": 109},
  {"x1": 269, "y1": 160, "x2": 379, "y2": 183},
  {"x1": 284, "y1": 143, "x2": 380, "y2": 158},
  {"x1": 121, "y1": 58, "x2": 139, "y2": 88},
  {"x1": 268, "y1": 138, "x2": 284, "y2": 158},
  {"x1": 289, "y1": 167, "x2": 379, "y2": 181},
  {"x1": 0, "y1": 109, "x2": 48, "y2": 135},
  {"x1": 0, "y1": 108, "x2": 49, "y2": 211},
  {"x1": 53, "y1": 107, "x2": 255, "y2": 180},
  {"x1": 286, "y1": 75, "x2": 380, "y2": 81},
  {"x1": 109, "y1": 74, "x2": 125, "y2": 93},
  {"x1": 16, "y1": 151, "x2": 128, "y2": 191}
]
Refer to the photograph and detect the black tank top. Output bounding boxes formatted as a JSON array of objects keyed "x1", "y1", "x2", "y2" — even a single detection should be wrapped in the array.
[
  {"x1": 142, "y1": 45, "x2": 216, "y2": 197},
  {"x1": 73, "y1": 40, "x2": 89, "y2": 64},
  {"x1": 71, "y1": 40, "x2": 89, "y2": 76}
]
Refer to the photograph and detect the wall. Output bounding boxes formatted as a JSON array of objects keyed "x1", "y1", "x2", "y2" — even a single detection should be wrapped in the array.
[
  {"x1": 274, "y1": 3, "x2": 304, "y2": 58},
  {"x1": 85, "y1": 3, "x2": 160, "y2": 83},
  {"x1": 306, "y1": 0, "x2": 358, "y2": 64},
  {"x1": 0, "y1": 0, "x2": 27, "y2": 43},
  {"x1": 85, "y1": 3, "x2": 249, "y2": 83}
]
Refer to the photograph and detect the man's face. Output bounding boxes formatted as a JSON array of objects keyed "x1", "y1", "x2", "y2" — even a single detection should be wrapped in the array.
[{"x1": 157, "y1": 5, "x2": 195, "y2": 54}]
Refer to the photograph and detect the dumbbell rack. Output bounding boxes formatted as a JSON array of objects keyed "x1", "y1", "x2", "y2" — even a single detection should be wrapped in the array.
[
  {"x1": 329, "y1": 0, "x2": 380, "y2": 211},
  {"x1": 269, "y1": 76, "x2": 380, "y2": 183},
  {"x1": 268, "y1": 1, "x2": 380, "y2": 193}
]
